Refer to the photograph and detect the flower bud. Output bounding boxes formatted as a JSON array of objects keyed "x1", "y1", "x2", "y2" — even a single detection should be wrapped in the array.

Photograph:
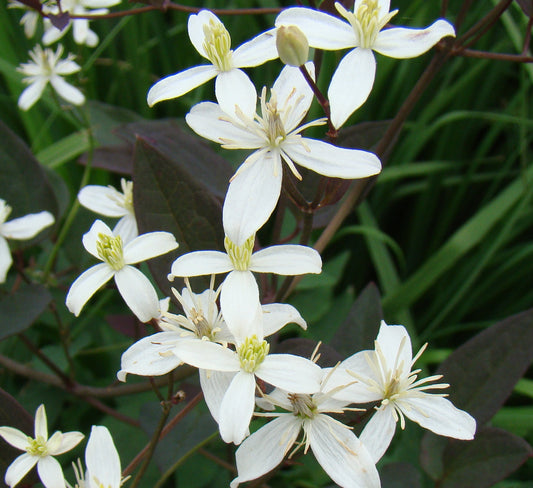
[{"x1": 276, "y1": 25, "x2": 309, "y2": 67}]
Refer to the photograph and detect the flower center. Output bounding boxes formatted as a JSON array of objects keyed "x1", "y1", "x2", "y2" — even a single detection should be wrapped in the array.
[
  {"x1": 189, "y1": 307, "x2": 215, "y2": 339},
  {"x1": 258, "y1": 88, "x2": 287, "y2": 147},
  {"x1": 289, "y1": 393, "x2": 317, "y2": 419},
  {"x1": 224, "y1": 234, "x2": 254, "y2": 271},
  {"x1": 202, "y1": 18, "x2": 233, "y2": 72},
  {"x1": 120, "y1": 178, "x2": 134, "y2": 213},
  {"x1": 96, "y1": 233, "x2": 125, "y2": 270},
  {"x1": 237, "y1": 335, "x2": 269, "y2": 373},
  {"x1": 335, "y1": 0, "x2": 397, "y2": 49},
  {"x1": 26, "y1": 435, "x2": 48, "y2": 457}
]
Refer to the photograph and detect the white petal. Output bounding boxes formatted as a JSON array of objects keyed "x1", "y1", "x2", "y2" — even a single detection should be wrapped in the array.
[
  {"x1": 42, "y1": 25, "x2": 67, "y2": 46},
  {"x1": 5, "y1": 453, "x2": 38, "y2": 487},
  {"x1": 233, "y1": 414, "x2": 301, "y2": 485},
  {"x1": 18, "y1": 78, "x2": 47, "y2": 110},
  {"x1": 37, "y1": 456, "x2": 65, "y2": 488},
  {"x1": 199, "y1": 369, "x2": 237, "y2": 423},
  {"x1": 66, "y1": 263, "x2": 115, "y2": 316},
  {"x1": 35, "y1": 404, "x2": 47, "y2": 439},
  {"x1": 73, "y1": 18, "x2": 90, "y2": 45},
  {"x1": 219, "y1": 371, "x2": 256, "y2": 444},
  {"x1": 307, "y1": 415, "x2": 380, "y2": 488},
  {"x1": 250, "y1": 244, "x2": 322, "y2": 275},
  {"x1": 359, "y1": 404, "x2": 397, "y2": 462},
  {"x1": 220, "y1": 271, "x2": 261, "y2": 342},
  {"x1": 147, "y1": 65, "x2": 218, "y2": 107},
  {"x1": 0, "y1": 426, "x2": 29, "y2": 450},
  {"x1": 0, "y1": 236, "x2": 13, "y2": 283},
  {"x1": 1, "y1": 211, "x2": 54, "y2": 240},
  {"x1": 374, "y1": 20, "x2": 455, "y2": 59},
  {"x1": 170, "y1": 250, "x2": 233, "y2": 278},
  {"x1": 276, "y1": 8, "x2": 356, "y2": 50},
  {"x1": 55, "y1": 59, "x2": 81, "y2": 76},
  {"x1": 285, "y1": 138, "x2": 381, "y2": 178},
  {"x1": 257, "y1": 354, "x2": 322, "y2": 393},
  {"x1": 222, "y1": 153, "x2": 282, "y2": 246},
  {"x1": 188, "y1": 10, "x2": 221, "y2": 58},
  {"x1": 85, "y1": 426, "x2": 121, "y2": 488},
  {"x1": 232, "y1": 28, "x2": 279, "y2": 67},
  {"x1": 173, "y1": 340, "x2": 240, "y2": 371},
  {"x1": 400, "y1": 395, "x2": 476, "y2": 439},
  {"x1": 82, "y1": 219, "x2": 114, "y2": 259},
  {"x1": 215, "y1": 69, "x2": 257, "y2": 120},
  {"x1": 123, "y1": 231, "x2": 178, "y2": 264},
  {"x1": 53, "y1": 431, "x2": 84, "y2": 455},
  {"x1": 113, "y1": 214, "x2": 138, "y2": 243},
  {"x1": 114, "y1": 266, "x2": 159, "y2": 322},
  {"x1": 84, "y1": 29, "x2": 99, "y2": 48},
  {"x1": 328, "y1": 48, "x2": 376, "y2": 128},
  {"x1": 375, "y1": 321, "x2": 412, "y2": 378},
  {"x1": 49, "y1": 75, "x2": 85, "y2": 105},
  {"x1": 78, "y1": 185, "x2": 128, "y2": 217},
  {"x1": 261, "y1": 303, "x2": 307, "y2": 336}
]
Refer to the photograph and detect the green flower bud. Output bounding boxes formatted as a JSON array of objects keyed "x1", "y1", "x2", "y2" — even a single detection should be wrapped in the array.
[{"x1": 276, "y1": 25, "x2": 309, "y2": 67}]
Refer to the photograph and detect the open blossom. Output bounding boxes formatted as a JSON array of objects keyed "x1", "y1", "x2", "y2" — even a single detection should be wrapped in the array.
[
  {"x1": 332, "y1": 321, "x2": 476, "y2": 462},
  {"x1": 0, "y1": 404, "x2": 83, "y2": 488},
  {"x1": 0, "y1": 199, "x2": 54, "y2": 283},
  {"x1": 276, "y1": 0, "x2": 455, "y2": 128},
  {"x1": 78, "y1": 179, "x2": 138, "y2": 243},
  {"x1": 186, "y1": 63, "x2": 381, "y2": 244},
  {"x1": 17, "y1": 44, "x2": 85, "y2": 111},
  {"x1": 66, "y1": 220, "x2": 178, "y2": 322},
  {"x1": 147, "y1": 9, "x2": 278, "y2": 117}
]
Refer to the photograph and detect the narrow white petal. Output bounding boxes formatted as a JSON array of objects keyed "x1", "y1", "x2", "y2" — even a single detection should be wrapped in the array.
[
  {"x1": 276, "y1": 8, "x2": 356, "y2": 49},
  {"x1": 5, "y1": 453, "x2": 38, "y2": 487},
  {"x1": 123, "y1": 232, "x2": 178, "y2": 264},
  {"x1": 113, "y1": 214, "x2": 138, "y2": 244},
  {"x1": 53, "y1": 431, "x2": 84, "y2": 455},
  {"x1": 215, "y1": 69, "x2": 257, "y2": 120},
  {"x1": 147, "y1": 65, "x2": 217, "y2": 107},
  {"x1": 307, "y1": 415, "x2": 380, "y2": 488},
  {"x1": 173, "y1": 340, "x2": 240, "y2": 371},
  {"x1": 222, "y1": 154, "x2": 282, "y2": 246},
  {"x1": 188, "y1": 10, "x2": 221, "y2": 58},
  {"x1": 374, "y1": 20, "x2": 456, "y2": 59},
  {"x1": 1, "y1": 212, "x2": 54, "y2": 240},
  {"x1": 82, "y1": 219, "x2": 113, "y2": 259},
  {"x1": 35, "y1": 404, "x2": 47, "y2": 439},
  {"x1": 261, "y1": 303, "x2": 307, "y2": 336},
  {"x1": 114, "y1": 266, "x2": 159, "y2": 322},
  {"x1": 0, "y1": 426, "x2": 30, "y2": 450},
  {"x1": 285, "y1": 138, "x2": 381, "y2": 178},
  {"x1": 400, "y1": 395, "x2": 476, "y2": 439},
  {"x1": 66, "y1": 263, "x2": 114, "y2": 316},
  {"x1": 234, "y1": 414, "x2": 301, "y2": 484},
  {"x1": 250, "y1": 245, "x2": 322, "y2": 275},
  {"x1": 170, "y1": 251, "x2": 233, "y2": 278},
  {"x1": 73, "y1": 18, "x2": 90, "y2": 45},
  {"x1": 55, "y1": 59, "x2": 81, "y2": 76},
  {"x1": 199, "y1": 369, "x2": 237, "y2": 423},
  {"x1": 219, "y1": 371, "x2": 256, "y2": 444},
  {"x1": 375, "y1": 321, "x2": 412, "y2": 378},
  {"x1": 49, "y1": 75, "x2": 85, "y2": 106},
  {"x1": 359, "y1": 404, "x2": 397, "y2": 462},
  {"x1": 37, "y1": 456, "x2": 66, "y2": 488},
  {"x1": 83, "y1": 0, "x2": 121, "y2": 8},
  {"x1": 77, "y1": 186, "x2": 128, "y2": 217},
  {"x1": 328, "y1": 48, "x2": 376, "y2": 129},
  {"x1": 0, "y1": 236, "x2": 13, "y2": 283},
  {"x1": 85, "y1": 426, "x2": 121, "y2": 488},
  {"x1": 18, "y1": 78, "x2": 47, "y2": 110},
  {"x1": 84, "y1": 29, "x2": 99, "y2": 48},
  {"x1": 42, "y1": 25, "x2": 67, "y2": 46},
  {"x1": 257, "y1": 354, "x2": 322, "y2": 393},
  {"x1": 232, "y1": 28, "x2": 279, "y2": 67}
]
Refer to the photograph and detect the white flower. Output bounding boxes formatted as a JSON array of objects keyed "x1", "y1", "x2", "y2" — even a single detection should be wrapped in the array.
[
  {"x1": 0, "y1": 199, "x2": 54, "y2": 283},
  {"x1": 186, "y1": 63, "x2": 381, "y2": 244},
  {"x1": 147, "y1": 9, "x2": 279, "y2": 117},
  {"x1": 66, "y1": 220, "x2": 178, "y2": 322},
  {"x1": 276, "y1": 0, "x2": 456, "y2": 128},
  {"x1": 0, "y1": 404, "x2": 84, "y2": 488},
  {"x1": 43, "y1": 0, "x2": 122, "y2": 47},
  {"x1": 78, "y1": 179, "x2": 138, "y2": 243},
  {"x1": 333, "y1": 321, "x2": 476, "y2": 462},
  {"x1": 170, "y1": 233, "x2": 321, "y2": 341},
  {"x1": 8, "y1": 0, "x2": 44, "y2": 38},
  {"x1": 17, "y1": 44, "x2": 85, "y2": 111},
  {"x1": 231, "y1": 369, "x2": 380, "y2": 488}
]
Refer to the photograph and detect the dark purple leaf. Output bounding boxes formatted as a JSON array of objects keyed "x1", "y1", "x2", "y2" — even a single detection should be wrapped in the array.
[
  {"x1": 515, "y1": 0, "x2": 532, "y2": 16},
  {"x1": 275, "y1": 337, "x2": 342, "y2": 367},
  {"x1": 381, "y1": 462, "x2": 421, "y2": 488},
  {"x1": 48, "y1": 11, "x2": 70, "y2": 30}
]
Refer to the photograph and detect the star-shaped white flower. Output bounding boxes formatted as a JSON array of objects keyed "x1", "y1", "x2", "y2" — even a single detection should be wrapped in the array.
[
  {"x1": 332, "y1": 321, "x2": 476, "y2": 462},
  {"x1": 0, "y1": 404, "x2": 84, "y2": 488},
  {"x1": 276, "y1": 0, "x2": 455, "y2": 128},
  {"x1": 186, "y1": 63, "x2": 381, "y2": 244},
  {"x1": 17, "y1": 44, "x2": 85, "y2": 111},
  {"x1": 0, "y1": 199, "x2": 54, "y2": 283},
  {"x1": 147, "y1": 9, "x2": 278, "y2": 118},
  {"x1": 78, "y1": 179, "x2": 138, "y2": 243},
  {"x1": 66, "y1": 219, "x2": 178, "y2": 322}
]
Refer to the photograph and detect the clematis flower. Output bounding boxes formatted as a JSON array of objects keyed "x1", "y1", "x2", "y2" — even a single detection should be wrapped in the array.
[
  {"x1": 332, "y1": 321, "x2": 476, "y2": 462},
  {"x1": 276, "y1": 0, "x2": 455, "y2": 128},
  {"x1": 78, "y1": 179, "x2": 138, "y2": 243},
  {"x1": 8, "y1": 0, "x2": 45, "y2": 38},
  {"x1": 231, "y1": 369, "x2": 380, "y2": 488},
  {"x1": 17, "y1": 44, "x2": 85, "y2": 111},
  {"x1": 43, "y1": 0, "x2": 122, "y2": 47},
  {"x1": 0, "y1": 199, "x2": 54, "y2": 283},
  {"x1": 0, "y1": 404, "x2": 83, "y2": 488},
  {"x1": 147, "y1": 9, "x2": 278, "y2": 117},
  {"x1": 66, "y1": 220, "x2": 178, "y2": 322},
  {"x1": 186, "y1": 63, "x2": 381, "y2": 244}
]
